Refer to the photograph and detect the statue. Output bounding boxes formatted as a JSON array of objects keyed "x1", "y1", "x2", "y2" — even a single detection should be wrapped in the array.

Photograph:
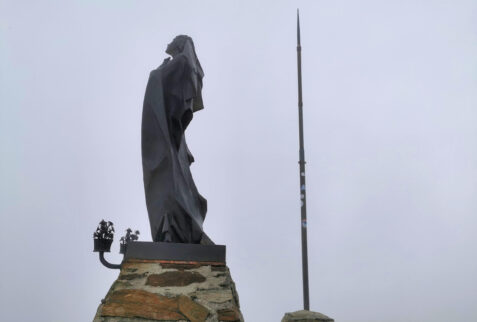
[
  {"x1": 141, "y1": 35, "x2": 208, "y2": 244},
  {"x1": 93, "y1": 36, "x2": 243, "y2": 322}
]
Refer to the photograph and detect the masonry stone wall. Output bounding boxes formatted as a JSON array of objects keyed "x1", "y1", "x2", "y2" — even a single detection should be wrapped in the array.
[{"x1": 93, "y1": 259, "x2": 243, "y2": 322}]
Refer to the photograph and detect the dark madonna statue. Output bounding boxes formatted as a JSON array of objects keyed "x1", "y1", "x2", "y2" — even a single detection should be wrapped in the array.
[{"x1": 142, "y1": 35, "x2": 208, "y2": 244}]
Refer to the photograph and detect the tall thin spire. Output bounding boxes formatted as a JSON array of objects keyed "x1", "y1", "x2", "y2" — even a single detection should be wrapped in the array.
[
  {"x1": 297, "y1": 9, "x2": 301, "y2": 46},
  {"x1": 296, "y1": 9, "x2": 310, "y2": 311}
]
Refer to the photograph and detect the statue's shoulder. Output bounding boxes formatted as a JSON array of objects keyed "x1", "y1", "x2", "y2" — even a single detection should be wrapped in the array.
[
  {"x1": 149, "y1": 70, "x2": 160, "y2": 82},
  {"x1": 149, "y1": 58, "x2": 169, "y2": 79},
  {"x1": 149, "y1": 56, "x2": 190, "y2": 82},
  {"x1": 150, "y1": 58, "x2": 171, "y2": 75},
  {"x1": 159, "y1": 57, "x2": 171, "y2": 68}
]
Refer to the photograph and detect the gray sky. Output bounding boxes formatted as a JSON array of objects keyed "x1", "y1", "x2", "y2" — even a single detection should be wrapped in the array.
[{"x1": 1, "y1": 1, "x2": 476, "y2": 321}]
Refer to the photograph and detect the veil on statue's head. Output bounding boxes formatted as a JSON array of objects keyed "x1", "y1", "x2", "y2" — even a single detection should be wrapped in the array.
[{"x1": 166, "y1": 35, "x2": 204, "y2": 112}]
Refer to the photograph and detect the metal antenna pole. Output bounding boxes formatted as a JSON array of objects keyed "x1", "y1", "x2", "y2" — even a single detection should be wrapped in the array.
[{"x1": 296, "y1": 9, "x2": 310, "y2": 311}]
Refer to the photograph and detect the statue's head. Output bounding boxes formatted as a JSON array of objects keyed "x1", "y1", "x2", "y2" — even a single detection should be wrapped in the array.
[
  {"x1": 166, "y1": 35, "x2": 192, "y2": 57},
  {"x1": 165, "y1": 35, "x2": 204, "y2": 112}
]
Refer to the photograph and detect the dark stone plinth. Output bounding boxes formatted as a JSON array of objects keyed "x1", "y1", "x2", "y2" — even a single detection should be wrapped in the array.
[{"x1": 124, "y1": 241, "x2": 226, "y2": 263}]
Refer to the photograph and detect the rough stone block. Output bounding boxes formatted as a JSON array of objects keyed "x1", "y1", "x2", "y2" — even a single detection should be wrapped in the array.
[{"x1": 146, "y1": 271, "x2": 206, "y2": 287}]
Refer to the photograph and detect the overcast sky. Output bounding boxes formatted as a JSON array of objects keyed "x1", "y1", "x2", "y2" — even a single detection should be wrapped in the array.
[{"x1": 1, "y1": 1, "x2": 476, "y2": 321}]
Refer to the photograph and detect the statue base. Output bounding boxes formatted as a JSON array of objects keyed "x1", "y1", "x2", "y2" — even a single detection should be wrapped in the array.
[
  {"x1": 93, "y1": 243, "x2": 242, "y2": 322},
  {"x1": 282, "y1": 310, "x2": 334, "y2": 322},
  {"x1": 124, "y1": 241, "x2": 226, "y2": 263}
]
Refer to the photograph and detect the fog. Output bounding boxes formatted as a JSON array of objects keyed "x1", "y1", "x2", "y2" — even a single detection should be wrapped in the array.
[{"x1": 1, "y1": 1, "x2": 476, "y2": 321}]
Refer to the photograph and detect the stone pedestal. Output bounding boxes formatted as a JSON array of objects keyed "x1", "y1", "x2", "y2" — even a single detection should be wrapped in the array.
[
  {"x1": 93, "y1": 259, "x2": 243, "y2": 322},
  {"x1": 282, "y1": 310, "x2": 334, "y2": 322}
]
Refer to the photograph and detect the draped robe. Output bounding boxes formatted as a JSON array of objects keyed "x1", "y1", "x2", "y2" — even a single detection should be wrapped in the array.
[{"x1": 141, "y1": 54, "x2": 206, "y2": 243}]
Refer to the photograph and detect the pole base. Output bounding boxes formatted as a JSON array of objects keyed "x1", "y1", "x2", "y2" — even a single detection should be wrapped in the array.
[{"x1": 282, "y1": 310, "x2": 334, "y2": 322}]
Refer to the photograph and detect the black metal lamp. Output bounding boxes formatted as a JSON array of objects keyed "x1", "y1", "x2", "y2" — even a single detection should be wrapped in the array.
[
  {"x1": 93, "y1": 220, "x2": 139, "y2": 270},
  {"x1": 93, "y1": 220, "x2": 114, "y2": 252}
]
